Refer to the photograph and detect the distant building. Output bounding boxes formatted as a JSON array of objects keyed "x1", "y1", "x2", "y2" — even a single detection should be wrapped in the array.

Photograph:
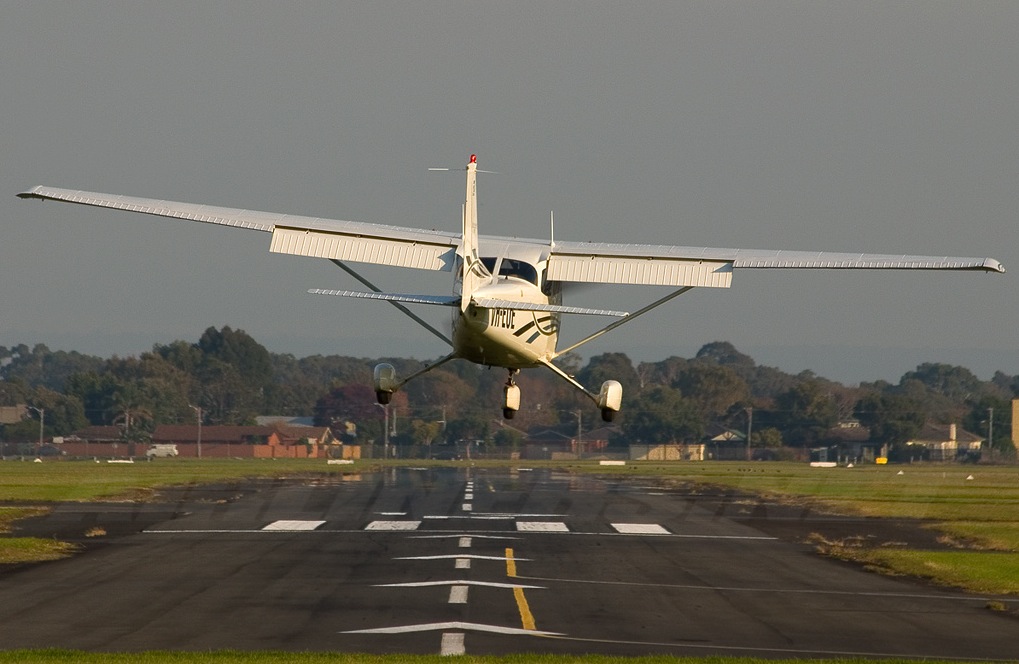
[
  {"x1": 1012, "y1": 399, "x2": 1019, "y2": 453},
  {"x1": 256, "y1": 416, "x2": 316, "y2": 427},
  {"x1": 0, "y1": 405, "x2": 28, "y2": 425},
  {"x1": 905, "y1": 423, "x2": 982, "y2": 461}
]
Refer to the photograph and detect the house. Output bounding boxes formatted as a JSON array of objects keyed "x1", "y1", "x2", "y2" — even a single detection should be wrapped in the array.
[
  {"x1": 702, "y1": 424, "x2": 747, "y2": 460},
  {"x1": 905, "y1": 423, "x2": 982, "y2": 461},
  {"x1": 0, "y1": 405, "x2": 28, "y2": 425}
]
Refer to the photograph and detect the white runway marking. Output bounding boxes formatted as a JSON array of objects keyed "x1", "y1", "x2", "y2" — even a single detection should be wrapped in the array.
[
  {"x1": 409, "y1": 534, "x2": 520, "y2": 541},
  {"x1": 364, "y1": 520, "x2": 422, "y2": 531},
  {"x1": 440, "y1": 632, "x2": 465, "y2": 655},
  {"x1": 464, "y1": 492, "x2": 474, "y2": 500},
  {"x1": 377, "y1": 511, "x2": 407, "y2": 516},
  {"x1": 448, "y1": 585, "x2": 469, "y2": 604},
  {"x1": 611, "y1": 523, "x2": 670, "y2": 534},
  {"x1": 342, "y1": 621, "x2": 561, "y2": 636},
  {"x1": 375, "y1": 580, "x2": 544, "y2": 589},
  {"x1": 459, "y1": 537, "x2": 472, "y2": 548},
  {"x1": 261, "y1": 520, "x2": 326, "y2": 531},
  {"x1": 395, "y1": 554, "x2": 527, "y2": 561},
  {"x1": 517, "y1": 521, "x2": 570, "y2": 532},
  {"x1": 455, "y1": 558, "x2": 471, "y2": 569},
  {"x1": 462, "y1": 503, "x2": 473, "y2": 511}
]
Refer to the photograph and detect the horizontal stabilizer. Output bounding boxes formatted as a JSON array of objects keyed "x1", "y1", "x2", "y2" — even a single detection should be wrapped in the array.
[
  {"x1": 472, "y1": 297, "x2": 627, "y2": 317},
  {"x1": 307, "y1": 289, "x2": 460, "y2": 306}
]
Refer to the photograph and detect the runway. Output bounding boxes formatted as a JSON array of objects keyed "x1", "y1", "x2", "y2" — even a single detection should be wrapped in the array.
[{"x1": 0, "y1": 467, "x2": 1015, "y2": 658}]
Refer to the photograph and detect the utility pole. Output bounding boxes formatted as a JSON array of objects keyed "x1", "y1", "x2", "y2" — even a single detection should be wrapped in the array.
[
  {"x1": 190, "y1": 405, "x2": 203, "y2": 459},
  {"x1": 745, "y1": 406, "x2": 753, "y2": 461},
  {"x1": 575, "y1": 409, "x2": 583, "y2": 459},
  {"x1": 27, "y1": 406, "x2": 44, "y2": 456},
  {"x1": 988, "y1": 407, "x2": 994, "y2": 462}
]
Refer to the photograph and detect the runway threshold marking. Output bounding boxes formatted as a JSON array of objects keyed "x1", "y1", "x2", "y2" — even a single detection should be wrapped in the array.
[
  {"x1": 448, "y1": 585, "x2": 469, "y2": 604},
  {"x1": 262, "y1": 520, "x2": 326, "y2": 531},
  {"x1": 505, "y1": 547, "x2": 536, "y2": 631},
  {"x1": 364, "y1": 520, "x2": 422, "y2": 531},
  {"x1": 440, "y1": 632, "x2": 465, "y2": 655},
  {"x1": 517, "y1": 521, "x2": 569, "y2": 532},
  {"x1": 611, "y1": 523, "x2": 670, "y2": 534}
]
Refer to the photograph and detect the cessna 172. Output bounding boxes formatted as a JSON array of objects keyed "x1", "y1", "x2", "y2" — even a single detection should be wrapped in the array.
[{"x1": 19, "y1": 154, "x2": 1004, "y2": 421}]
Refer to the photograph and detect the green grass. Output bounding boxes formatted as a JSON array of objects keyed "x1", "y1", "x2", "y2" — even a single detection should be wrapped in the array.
[
  {"x1": 0, "y1": 653, "x2": 994, "y2": 664},
  {"x1": 0, "y1": 537, "x2": 76, "y2": 564},
  {"x1": 854, "y1": 549, "x2": 1019, "y2": 595},
  {"x1": 0, "y1": 458, "x2": 376, "y2": 502}
]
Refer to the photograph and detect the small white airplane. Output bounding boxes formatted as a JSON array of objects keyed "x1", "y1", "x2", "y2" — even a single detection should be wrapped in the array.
[{"x1": 20, "y1": 154, "x2": 1004, "y2": 421}]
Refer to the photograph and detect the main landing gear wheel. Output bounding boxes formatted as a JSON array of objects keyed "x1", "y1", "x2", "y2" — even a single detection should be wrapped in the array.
[
  {"x1": 373, "y1": 363, "x2": 397, "y2": 404},
  {"x1": 597, "y1": 380, "x2": 622, "y2": 422},
  {"x1": 503, "y1": 369, "x2": 520, "y2": 419}
]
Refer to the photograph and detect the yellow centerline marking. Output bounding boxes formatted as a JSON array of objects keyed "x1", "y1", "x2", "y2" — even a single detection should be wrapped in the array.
[{"x1": 505, "y1": 547, "x2": 536, "y2": 631}]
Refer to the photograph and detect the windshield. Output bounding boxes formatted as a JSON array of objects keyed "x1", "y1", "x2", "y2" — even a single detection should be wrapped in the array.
[{"x1": 479, "y1": 257, "x2": 538, "y2": 286}]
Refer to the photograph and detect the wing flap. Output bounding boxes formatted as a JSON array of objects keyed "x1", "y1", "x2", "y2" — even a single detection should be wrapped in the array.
[
  {"x1": 272, "y1": 226, "x2": 456, "y2": 271},
  {"x1": 547, "y1": 252, "x2": 732, "y2": 288}
]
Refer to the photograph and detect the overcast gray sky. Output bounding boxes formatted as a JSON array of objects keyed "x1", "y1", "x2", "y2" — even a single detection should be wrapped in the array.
[{"x1": 2, "y1": 2, "x2": 1016, "y2": 384}]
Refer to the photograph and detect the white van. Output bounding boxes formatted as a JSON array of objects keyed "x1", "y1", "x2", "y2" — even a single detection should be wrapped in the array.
[{"x1": 146, "y1": 444, "x2": 179, "y2": 458}]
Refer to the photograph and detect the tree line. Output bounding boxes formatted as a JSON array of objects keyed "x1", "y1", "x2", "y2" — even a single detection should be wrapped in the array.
[{"x1": 1, "y1": 328, "x2": 1016, "y2": 458}]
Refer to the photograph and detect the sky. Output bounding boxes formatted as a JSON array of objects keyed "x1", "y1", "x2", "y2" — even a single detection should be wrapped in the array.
[{"x1": 2, "y1": 2, "x2": 1016, "y2": 385}]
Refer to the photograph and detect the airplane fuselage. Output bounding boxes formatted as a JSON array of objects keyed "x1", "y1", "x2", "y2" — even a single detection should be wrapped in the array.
[
  {"x1": 452, "y1": 251, "x2": 562, "y2": 369},
  {"x1": 453, "y1": 276, "x2": 560, "y2": 369}
]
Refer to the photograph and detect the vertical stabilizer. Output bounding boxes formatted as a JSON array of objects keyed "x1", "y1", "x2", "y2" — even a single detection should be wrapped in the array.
[{"x1": 459, "y1": 154, "x2": 489, "y2": 308}]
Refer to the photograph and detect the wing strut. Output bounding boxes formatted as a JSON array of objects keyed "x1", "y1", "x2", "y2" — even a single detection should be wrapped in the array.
[
  {"x1": 329, "y1": 259, "x2": 453, "y2": 347},
  {"x1": 552, "y1": 286, "x2": 695, "y2": 357}
]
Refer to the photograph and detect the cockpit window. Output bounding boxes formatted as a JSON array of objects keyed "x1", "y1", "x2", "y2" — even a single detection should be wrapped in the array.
[{"x1": 479, "y1": 257, "x2": 539, "y2": 285}]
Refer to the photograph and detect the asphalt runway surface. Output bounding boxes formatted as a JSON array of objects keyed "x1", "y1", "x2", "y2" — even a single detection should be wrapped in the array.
[{"x1": 1, "y1": 467, "x2": 1017, "y2": 658}]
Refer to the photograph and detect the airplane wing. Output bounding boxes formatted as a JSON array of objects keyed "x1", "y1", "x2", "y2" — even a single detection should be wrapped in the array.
[
  {"x1": 18, "y1": 185, "x2": 1003, "y2": 289},
  {"x1": 545, "y1": 239, "x2": 1004, "y2": 288},
  {"x1": 17, "y1": 186, "x2": 461, "y2": 272}
]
